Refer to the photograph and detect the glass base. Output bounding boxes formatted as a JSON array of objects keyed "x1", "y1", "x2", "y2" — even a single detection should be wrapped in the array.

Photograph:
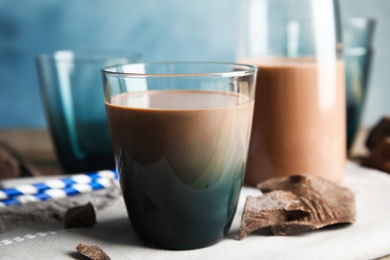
[{"x1": 143, "y1": 237, "x2": 223, "y2": 250}]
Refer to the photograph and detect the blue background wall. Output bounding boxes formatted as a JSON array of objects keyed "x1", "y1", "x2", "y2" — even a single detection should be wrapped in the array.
[{"x1": 0, "y1": 0, "x2": 388, "y2": 127}]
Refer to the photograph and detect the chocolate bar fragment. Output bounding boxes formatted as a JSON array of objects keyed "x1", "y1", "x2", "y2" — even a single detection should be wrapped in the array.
[
  {"x1": 366, "y1": 116, "x2": 390, "y2": 150},
  {"x1": 0, "y1": 145, "x2": 19, "y2": 179},
  {"x1": 257, "y1": 175, "x2": 356, "y2": 236},
  {"x1": 76, "y1": 243, "x2": 111, "y2": 260},
  {"x1": 362, "y1": 137, "x2": 390, "y2": 173},
  {"x1": 64, "y1": 202, "x2": 96, "y2": 229},
  {"x1": 239, "y1": 190, "x2": 310, "y2": 239},
  {"x1": 0, "y1": 143, "x2": 41, "y2": 180},
  {"x1": 239, "y1": 175, "x2": 356, "y2": 237}
]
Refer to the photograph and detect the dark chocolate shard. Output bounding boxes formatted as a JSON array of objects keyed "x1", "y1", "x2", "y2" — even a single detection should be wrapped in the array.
[
  {"x1": 0, "y1": 145, "x2": 19, "y2": 179},
  {"x1": 362, "y1": 137, "x2": 390, "y2": 173},
  {"x1": 270, "y1": 222, "x2": 317, "y2": 235},
  {"x1": 76, "y1": 243, "x2": 111, "y2": 260},
  {"x1": 64, "y1": 202, "x2": 96, "y2": 229},
  {"x1": 256, "y1": 175, "x2": 356, "y2": 236},
  {"x1": 0, "y1": 143, "x2": 41, "y2": 180},
  {"x1": 366, "y1": 116, "x2": 390, "y2": 150},
  {"x1": 240, "y1": 190, "x2": 310, "y2": 239}
]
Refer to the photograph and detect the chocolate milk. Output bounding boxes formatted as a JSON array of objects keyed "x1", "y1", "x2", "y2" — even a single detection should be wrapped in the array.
[
  {"x1": 106, "y1": 90, "x2": 253, "y2": 249},
  {"x1": 240, "y1": 58, "x2": 346, "y2": 186}
]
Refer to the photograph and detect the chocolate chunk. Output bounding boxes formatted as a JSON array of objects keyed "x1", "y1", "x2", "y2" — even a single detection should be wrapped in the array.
[
  {"x1": 76, "y1": 243, "x2": 111, "y2": 260},
  {"x1": 362, "y1": 137, "x2": 390, "y2": 173},
  {"x1": 0, "y1": 145, "x2": 19, "y2": 179},
  {"x1": 256, "y1": 175, "x2": 356, "y2": 236},
  {"x1": 366, "y1": 117, "x2": 390, "y2": 150},
  {"x1": 0, "y1": 143, "x2": 41, "y2": 180},
  {"x1": 64, "y1": 202, "x2": 96, "y2": 229},
  {"x1": 239, "y1": 190, "x2": 310, "y2": 239}
]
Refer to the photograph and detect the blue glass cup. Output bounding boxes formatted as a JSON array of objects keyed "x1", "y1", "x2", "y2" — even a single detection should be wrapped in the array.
[
  {"x1": 343, "y1": 17, "x2": 376, "y2": 149},
  {"x1": 36, "y1": 50, "x2": 141, "y2": 173}
]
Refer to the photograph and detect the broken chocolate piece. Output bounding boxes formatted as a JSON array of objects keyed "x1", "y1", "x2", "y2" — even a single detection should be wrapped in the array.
[
  {"x1": 240, "y1": 190, "x2": 310, "y2": 239},
  {"x1": 64, "y1": 202, "x2": 96, "y2": 229},
  {"x1": 76, "y1": 243, "x2": 111, "y2": 260},
  {"x1": 256, "y1": 175, "x2": 356, "y2": 236},
  {"x1": 0, "y1": 143, "x2": 41, "y2": 180},
  {"x1": 366, "y1": 116, "x2": 390, "y2": 150},
  {"x1": 0, "y1": 145, "x2": 19, "y2": 179},
  {"x1": 362, "y1": 137, "x2": 390, "y2": 173}
]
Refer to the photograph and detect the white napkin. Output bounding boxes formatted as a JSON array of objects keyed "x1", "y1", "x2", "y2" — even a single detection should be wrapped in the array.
[{"x1": 1, "y1": 161, "x2": 390, "y2": 260}]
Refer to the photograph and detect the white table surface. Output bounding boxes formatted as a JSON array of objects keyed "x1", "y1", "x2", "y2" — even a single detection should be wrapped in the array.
[{"x1": 1, "y1": 161, "x2": 390, "y2": 260}]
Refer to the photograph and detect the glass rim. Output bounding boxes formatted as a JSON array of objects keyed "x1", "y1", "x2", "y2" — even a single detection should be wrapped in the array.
[
  {"x1": 101, "y1": 61, "x2": 258, "y2": 78},
  {"x1": 343, "y1": 16, "x2": 376, "y2": 26},
  {"x1": 36, "y1": 49, "x2": 141, "y2": 63},
  {"x1": 344, "y1": 46, "x2": 372, "y2": 56}
]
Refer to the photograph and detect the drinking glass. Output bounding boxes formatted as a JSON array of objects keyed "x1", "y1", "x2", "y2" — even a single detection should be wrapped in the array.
[
  {"x1": 237, "y1": 0, "x2": 346, "y2": 185},
  {"x1": 36, "y1": 50, "x2": 141, "y2": 173},
  {"x1": 101, "y1": 62, "x2": 257, "y2": 249},
  {"x1": 344, "y1": 17, "x2": 376, "y2": 149}
]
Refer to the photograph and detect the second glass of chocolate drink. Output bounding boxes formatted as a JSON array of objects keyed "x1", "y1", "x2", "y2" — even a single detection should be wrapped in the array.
[
  {"x1": 101, "y1": 62, "x2": 257, "y2": 249},
  {"x1": 237, "y1": 0, "x2": 346, "y2": 185}
]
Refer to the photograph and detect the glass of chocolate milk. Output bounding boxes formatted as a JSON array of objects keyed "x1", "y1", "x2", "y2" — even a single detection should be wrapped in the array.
[
  {"x1": 237, "y1": 0, "x2": 346, "y2": 185},
  {"x1": 101, "y1": 62, "x2": 257, "y2": 249}
]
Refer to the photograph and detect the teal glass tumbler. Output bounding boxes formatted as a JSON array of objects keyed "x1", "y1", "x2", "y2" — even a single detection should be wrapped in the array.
[
  {"x1": 343, "y1": 17, "x2": 376, "y2": 149},
  {"x1": 36, "y1": 50, "x2": 141, "y2": 173}
]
